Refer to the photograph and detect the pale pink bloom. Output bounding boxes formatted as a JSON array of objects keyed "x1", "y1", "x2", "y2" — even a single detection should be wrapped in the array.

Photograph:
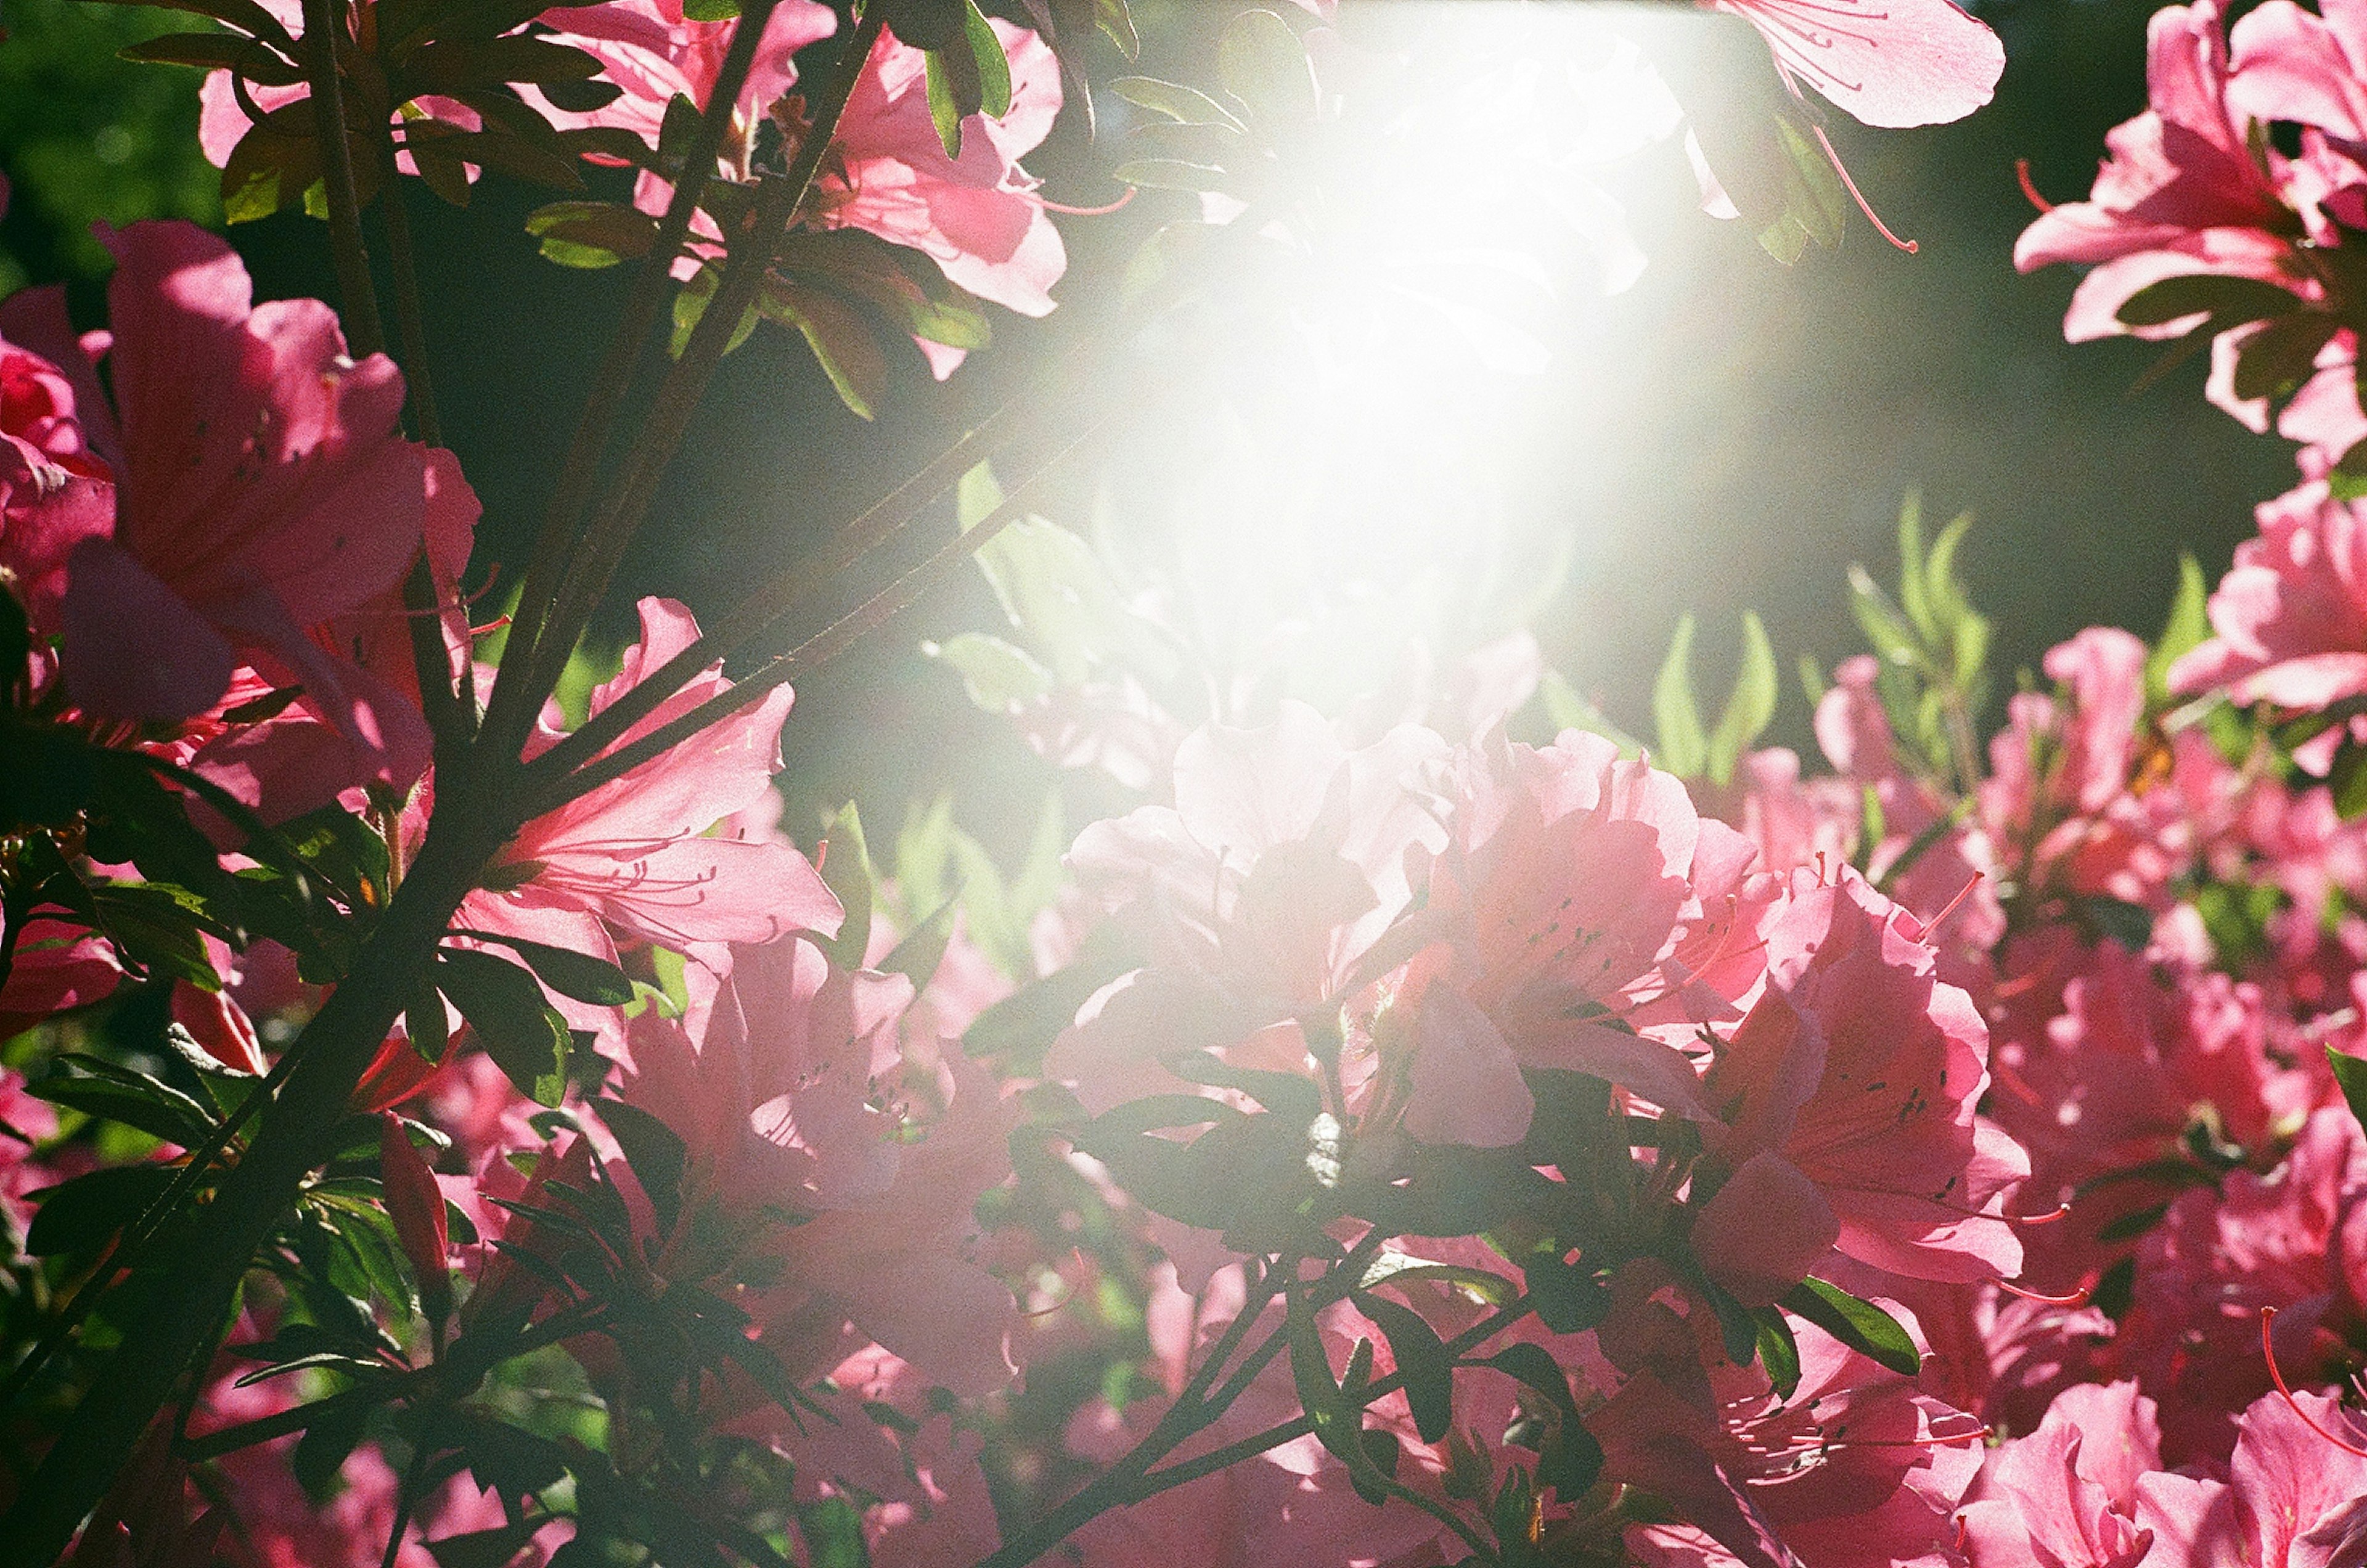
[
  {"x1": 1413, "y1": 729, "x2": 1780, "y2": 1136},
  {"x1": 2016, "y1": 0, "x2": 2367, "y2": 451},
  {"x1": 1958, "y1": 1381, "x2": 2162, "y2": 1568},
  {"x1": 2172, "y1": 478, "x2": 2367, "y2": 720},
  {"x1": 1693, "y1": 870, "x2": 2029, "y2": 1304},
  {"x1": 1707, "y1": 0, "x2": 2004, "y2": 128},
  {"x1": 448, "y1": 596, "x2": 839, "y2": 996},
  {"x1": 807, "y1": 22, "x2": 1067, "y2": 319},
  {"x1": 1047, "y1": 703, "x2": 1448, "y2": 1119}
]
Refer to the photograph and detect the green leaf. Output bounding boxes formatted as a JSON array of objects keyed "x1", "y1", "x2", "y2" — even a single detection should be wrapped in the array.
[
  {"x1": 880, "y1": 899, "x2": 957, "y2": 990},
  {"x1": 446, "y1": 930, "x2": 632, "y2": 1007},
  {"x1": 1651, "y1": 614, "x2": 1707, "y2": 778},
  {"x1": 925, "y1": 47, "x2": 967, "y2": 158},
  {"x1": 435, "y1": 949, "x2": 570, "y2": 1108},
  {"x1": 817, "y1": 801, "x2": 876, "y2": 971},
  {"x1": 2329, "y1": 1047, "x2": 2367, "y2": 1138},
  {"x1": 2231, "y1": 312, "x2": 2340, "y2": 403},
  {"x1": 598, "y1": 1098, "x2": 688, "y2": 1238},
  {"x1": 1753, "y1": 1306, "x2": 1802, "y2": 1401},
  {"x1": 2332, "y1": 435, "x2": 2367, "y2": 501},
  {"x1": 1217, "y1": 7, "x2": 1316, "y2": 126},
  {"x1": 1896, "y1": 494, "x2": 1933, "y2": 642},
  {"x1": 925, "y1": 632, "x2": 1055, "y2": 713},
  {"x1": 683, "y1": 0, "x2": 740, "y2": 15},
  {"x1": 25, "y1": 1164, "x2": 176, "y2": 1257},
  {"x1": 964, "y1": 0, "x2": 1012, "y2": 118},
  {"x1": 525, "y1": 199, "x2": 658, "y2": 269},
  {"x1": 1537, "y1": 671, "x2": 1643, "y2": 757},
  {"x1": 2147, "y1": 553, "x2": 2212, "y2": 707},
  {"x1": 1108, "y1": 75, "x2": 1245, "y2": 129},
  {"x1": 2116, "y1": 274, "x2": 2303, "y2": 330},
  {"x1": 407, "y1": 976, "x2": 451, "y2": 1064},
  {"x1": 1355, "y1": 1292, "x2": 1453, "y2": 1443},
  {"x1": 1779, "y1": 1278, "x2": 1920, "y2": 1376},
  {"x1": 31, "y1": 1055, "x2": 218, "y2": 1149},
  {"x1": 1706, "y1": 611, "x2": 1778, "y2": 786}
]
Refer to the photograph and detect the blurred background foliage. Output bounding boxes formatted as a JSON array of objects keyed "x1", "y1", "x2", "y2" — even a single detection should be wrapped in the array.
[{"x1": 0, "y1": 0, "x2": 2298, "y2": 865}]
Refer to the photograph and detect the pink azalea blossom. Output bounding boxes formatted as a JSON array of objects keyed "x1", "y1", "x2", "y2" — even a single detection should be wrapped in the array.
[
  {"x1": 1614, "y1": 1294, "x2": 1985, "y2": 1568},
  {"x1": 806, "y1": 22, "x2": 1067, "y2": 319},
  {"x1": 1707, "y1": 0, "x2": 2005, "y2": 129},
  {"x1": 1958, "y1": 1381, "x2": 2162, "y2": 1568},
  {"x1": 1981, "y1": 628, "x2": 2191, "y2": 909},
  {"x1": 2125, "y1": 1384, "x2": 2367, "y2": 1567},
  {"x1": 2110, "y1": 1105, "x2": 2367, "y2": 1464},
  {"x1": 443, "y1": 596, "x2": 840, "y2": 999},
  {"x1": 2014, "y1": 0, "x2": 2367, "y2": 454},
  {"x1": 1692, "y1": 869, "x2": 2028, "y2": 1303},
  {"x1": 25, "y1": 221, "x2": 477, "y2": 815},
  {"x1": 2170, "y1": 478, "x2": 2367, "y2": 719}
]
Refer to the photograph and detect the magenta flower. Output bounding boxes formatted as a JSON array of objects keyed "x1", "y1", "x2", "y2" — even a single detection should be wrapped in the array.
[{"x1": 1708, "y1": 0, "x2": 2004, "y2": 129}]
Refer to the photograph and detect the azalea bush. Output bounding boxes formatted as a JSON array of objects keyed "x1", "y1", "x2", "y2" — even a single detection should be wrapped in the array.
[{"x1": 12, "y1": 1, "x2": 2367, "y2": 1566}]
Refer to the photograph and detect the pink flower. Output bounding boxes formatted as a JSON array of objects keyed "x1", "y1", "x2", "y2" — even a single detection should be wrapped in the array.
[
  {"x1": 35, "y1": 221, "x2": 473, "y2": 815},
  {"x1": 1402, "y1": 729, "x2": 1782, "y2": 1141},
  {"x1": 446, "y1": 596, "x2": 840, "y2": 996},
  {"x1": 1692, "y1": 870, "x2": 2029, "y2": 1303},
  {"x1": 2014, "y1": 1, "x2": 2367, "y2": 452},
  {"x1": 1047, "y1": 703, "x2": 1448, "y2": 1116},
  {"x1": 1614, "y1": 1296, "x2": 1986, "y2": 1568},
  {"x1": 2111, "y1": 1106, "x2": 2367, "y2": 1464},
  {"x1": 2126, "y1": 1384, "x2": 2367, "y2": 1567},
  {"x1": 807, "y1": 22, "x2": 1067, "y2": 320},
  {"x1": 533, "y1": 0, "x2": 839, "y2": 190},
  {"x1": 1958, "y1": 1381, "x2": 2163, "y2": 1568},
  {"x1": 2171, "y1": 478, "x2": 2367, "y2": 717},
  {"x1": 1707, "y1": 0, "x2": 2004, "y2": 128},
  {"x1": 1980, "y1": 628, "x2": 2190, "y2": 908},
  {"x1": 615, "y1": 930, "x2": 1020, "y2": 1398}
]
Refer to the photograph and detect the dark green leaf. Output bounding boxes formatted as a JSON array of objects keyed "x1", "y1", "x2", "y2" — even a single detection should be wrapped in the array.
[
  {"x1": 292, "y1": 1396, "x2": 370, "y2": 1498},
  {"x1": 2116, "y1": 274, "x2": 2302, "y2": 330},
  {"x1": 1753, "y1": 1307, "x2": 1801, "y2": 1400},
  {"x1": 598, "y1": 1098, "x2": 688, "y2": 1239},
  {"x1": 447, "y1": 930, "x2": 632, "y2": 1007},
  {"x1": 25, "y1": 1164, "x2": 176, "y2": 1257},
  {"x1": 31, "y1": 1056, "x2": 218, "y2": 1148},
  {"x1": 2231, "y1": 312, "x2": 2340, "y2": 403},
  {"x1": 2330, "y1": 1047, "x2": 2367, "y2": 1138},
  {"x1": 436, "y1": 949, "x2": 570, "y2": 1108},
  {"x1": 1355, "y1": 1292, "x2": 1452, "y2": 1443},
  {"x1": 1780, "y1": 1278, "x2": 1920, "y2": 1377}
]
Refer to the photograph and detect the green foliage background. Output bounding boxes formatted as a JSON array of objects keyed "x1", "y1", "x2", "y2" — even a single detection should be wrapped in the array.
[{"x1": 0, "y1": 2, "x2": 218, "y2": 293}]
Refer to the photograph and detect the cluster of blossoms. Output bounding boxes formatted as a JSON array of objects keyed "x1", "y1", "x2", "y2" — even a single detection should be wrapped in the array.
[{"x1": 41, "y1": 0, "x2": 2367, "y2": 1565}]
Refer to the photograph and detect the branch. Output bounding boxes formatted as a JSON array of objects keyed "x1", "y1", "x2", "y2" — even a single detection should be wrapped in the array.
[
  {"x1": 483, "y1": 4, "x2": 885, "y2": 763},
  {"x1": 521, "y1": 415, "x2": 1103, "y2": 818},
  {"x1": 300, "y1": 0, "x2": 384, "y2": 359}
]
